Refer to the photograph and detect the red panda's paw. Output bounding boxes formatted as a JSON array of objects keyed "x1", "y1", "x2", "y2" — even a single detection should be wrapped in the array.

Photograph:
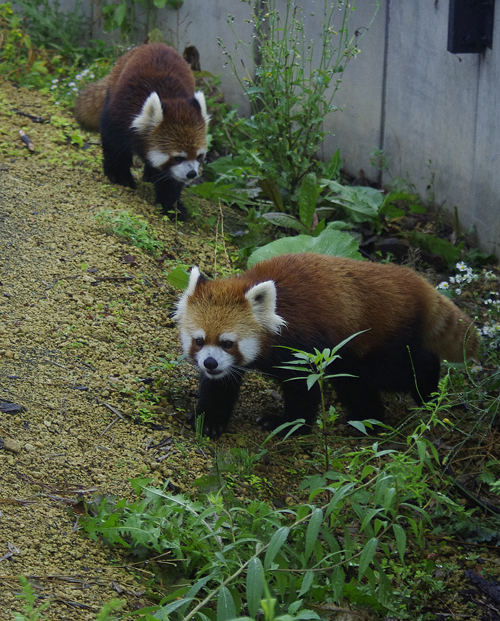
[
  {"x1": 256, "y1": 415, "x2": 312, "y2": 437},
  {"x1": 186, "y1": 412, "x2": 226, "y2": 440}
]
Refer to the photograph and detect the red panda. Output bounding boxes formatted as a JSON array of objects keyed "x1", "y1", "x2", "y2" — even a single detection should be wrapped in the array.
[
  {"x1": 74, "y1": 43, "x2": 209, "y2": 220},
  {"x1": 174, "y1": 253, "x2": 478, "y2": 438}
]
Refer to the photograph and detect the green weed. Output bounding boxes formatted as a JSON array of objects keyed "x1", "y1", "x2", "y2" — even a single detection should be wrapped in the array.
[{"x1": 95, "y1": 209, "x2": 163, "y2": 256}]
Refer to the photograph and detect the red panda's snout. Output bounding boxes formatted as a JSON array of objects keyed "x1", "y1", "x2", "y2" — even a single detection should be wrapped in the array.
[{"x1": 183, "y1": 329, "x2": 260, "y2": 380}]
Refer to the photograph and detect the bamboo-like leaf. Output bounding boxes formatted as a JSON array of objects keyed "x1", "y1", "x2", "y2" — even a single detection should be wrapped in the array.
[
  {"x1": 358, "y1": 537, "x2": 378, "y2": 579},
  {"x1": 259, "y1": 179, "x2": 284, "y2": 211},
  {"x1": 299, "y1": 172, "x2": 318, "y2": 230},
  {"x1": 262, "y1": 212, "x2": 306, "y2": 232},
  {"x1": 264, "y1": 526, "x2": 289, "y2": 569},
  {"x1": 332, "y1": 565, "x2": 345, "y2": 602},
  {"x1": 393, "y1": 523, "x2": 407, "y2": 562},
  {"x1": 217, "y1": 586, "x2": 237, "y2": 621},
  {"x1": 246, "y1": 557, "x2": 264, "y2": 619},
  {"x1": 298, "y1": 568, "x2": 315, "y2": 597},
  {"x1": 305, "y1": 507, "x2": 323, "y2": 562}
]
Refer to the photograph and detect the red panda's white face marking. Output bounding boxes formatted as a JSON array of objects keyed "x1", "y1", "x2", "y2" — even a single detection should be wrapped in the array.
[
  {"x1": 169, "y1": 150, "x2": 205, "y2": 182},
  {"x1": 132, "y1": 91, "x2": 208, "y2": 179},
  {"x1": 174, "y1": 268, "x2": 286, "y2": 380}
]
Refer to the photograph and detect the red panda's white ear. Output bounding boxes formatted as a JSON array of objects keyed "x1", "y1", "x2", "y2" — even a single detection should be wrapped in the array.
[
  {"x1": 245, "y1": 281, "x2": 286, "y2": 334},
  {"x1": 194, "y1": 91, "x2": 211, "y2": 127},
  {"x1": 174, "y1": 267, "x2": 201, "y2": 321},
  {"x1": 131, "y1": 92, "x2": 163, "y2": 134}
]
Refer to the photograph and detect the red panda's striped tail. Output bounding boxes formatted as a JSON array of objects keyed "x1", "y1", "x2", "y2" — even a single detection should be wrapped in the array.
[{"x1": 74, "y1": 75, "x2": 110, "y2": 131}]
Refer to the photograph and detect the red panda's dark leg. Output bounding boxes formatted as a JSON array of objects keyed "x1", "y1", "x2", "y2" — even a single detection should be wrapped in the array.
[
  {"x1": 192, "y1": 374, "x2": 245, "y2": 438},
  {"x1": 142, "y1": 164, "x2": 187, "y2": 221},
  {"x1": 257, "y1": 380, "x2": 320, "y2": 435},
  {"x1": 332, "y1": 378, "x2": 386, "y2": 424},
  {"x1": 408, "y1": 351, "x2": 440, "y2": 405},
  {"x1": 99, "y1": 107, "x2": 136, "y2": 189}
]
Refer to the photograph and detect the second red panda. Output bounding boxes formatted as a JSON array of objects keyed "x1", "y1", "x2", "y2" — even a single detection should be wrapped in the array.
[
  {"x1": 74, "y1": 43, "x2": 209, "y2": 220},
  {"x1": 174, "y1": 253, "x2": 478, "y2": 438}
]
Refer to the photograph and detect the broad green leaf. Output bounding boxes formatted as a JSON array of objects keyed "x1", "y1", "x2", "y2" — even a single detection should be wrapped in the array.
[
  {"x1": 262, "y1": 212, "x2": 307, "y2": 232},
  {"x1": 410, "y1": 231, "x2": 462, "y2": 264},
  {"x1": 299, "y1": 172, "x2": 318, "y2": 231},
  {"x1": 217, "y1": 586, "x2": 237, "y2": 621},
  {"x1": 305, "y1": 508, "x2": 323, "y2": 562},
  {"x1": 264, "y1": 526, "x2": 289, "y2": 569},
  {"x1": 114, "y1": 2, "x2": 127, "y2": 25},
  {"x1": 348, "y1": 420, "x2": 368, "y2": 435},
  {"x1": 247, "y1": 224, "x2": 361, "y2": 267},
  {"x1": 166, "y1": 266, "x2": 189, "y2": 290},
  {"x1": 246, "y1": 558, "x2": 264, "y2": 619},
  {"x1": 358, "y1": 537, "x2": 378, "y2": 579}
]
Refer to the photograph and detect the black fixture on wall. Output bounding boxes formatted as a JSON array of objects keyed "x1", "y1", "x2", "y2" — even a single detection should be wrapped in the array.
[{"x1": 448, "y1": 0, "x2": 495, "y2": 53}]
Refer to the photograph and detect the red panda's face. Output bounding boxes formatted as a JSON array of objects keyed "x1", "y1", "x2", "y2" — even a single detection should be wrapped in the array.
[
  {"x1": 174, "y1": 268, "x2": 286, "y2": 380},
  {"x1": 131, "y1": 91, "x2": 209, "y2": 182}
]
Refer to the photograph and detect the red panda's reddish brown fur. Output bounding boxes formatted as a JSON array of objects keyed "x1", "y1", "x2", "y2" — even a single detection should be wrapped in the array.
[
  {"x1": 73, "y1": 43, "x2": 209, "y2": 220},
  {"x1": 175, "y1": 253, "x2": 478, "y2": 438}
]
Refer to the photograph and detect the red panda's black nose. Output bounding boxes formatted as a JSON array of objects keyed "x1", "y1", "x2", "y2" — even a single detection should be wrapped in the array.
[
  {"x1": 186, "y1": 170, "x2": 197, "y2": 180},
  {"x1": 204, "y1": 357, "x2": 218, "y2": 371}
]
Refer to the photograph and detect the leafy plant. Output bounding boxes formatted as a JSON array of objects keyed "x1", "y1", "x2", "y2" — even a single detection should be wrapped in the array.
[
  {"x1": 218, "y1": 0, "x2": 366, "y2": 218},
  {"x1": 101, "y1": 0, "x2": 183, "y2": 41},
  {"x1": 13, "y1": 577, "x2": 50, "y2": 621},
  {"x1": 12, "y1": 0, "x2": 89, "y2": 62},
  {"x1": 95, "y1": 209, "x2": 163, "y2": 256}
]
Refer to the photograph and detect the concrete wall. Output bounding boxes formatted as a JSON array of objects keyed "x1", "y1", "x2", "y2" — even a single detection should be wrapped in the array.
[{"x1": 72, "y1": 0, "x2": 500, "y2": 255}]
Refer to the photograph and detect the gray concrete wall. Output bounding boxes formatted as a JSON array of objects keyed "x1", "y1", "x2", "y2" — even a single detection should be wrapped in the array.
[{"x1": 63, "y1": 0, "x2": 500, "y2": 255}]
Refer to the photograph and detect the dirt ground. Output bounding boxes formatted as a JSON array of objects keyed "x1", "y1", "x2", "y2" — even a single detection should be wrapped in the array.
[
  {"x1": 0, "y1": 79, "x2": 298, "y2": 619},
  {"x1": 1, "y1": 80, "x2": 500, "y2": 621}
]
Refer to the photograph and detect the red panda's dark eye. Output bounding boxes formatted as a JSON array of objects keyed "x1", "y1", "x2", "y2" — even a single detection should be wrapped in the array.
[
  {"x1": 196, "y1": 154, "x2": 205, "y2": 163},
  {"x1": 172, "y1": 156, "x2": 186, "y2": 164},
  {"x1": 194, "y1": 337, "x2": 204, "y2": 347},
  {"x1": 221, "y1": 340, "x2": 234, "y2": 350}
]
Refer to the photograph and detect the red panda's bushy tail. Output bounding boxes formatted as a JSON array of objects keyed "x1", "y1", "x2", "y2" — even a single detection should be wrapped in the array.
[
  {"x1": 424, "y1": 289, "x2": 479, "y2": 362},
  {"x1": 74, "y1": 75, "x2": 110, "y2": 131}
]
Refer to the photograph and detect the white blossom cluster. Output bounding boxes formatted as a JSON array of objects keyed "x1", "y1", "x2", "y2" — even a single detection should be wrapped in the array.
[
  {"x1": 437, "y1": 262, "x2": 500, "y2": 351},
  {"x1": 437, "y1": 261, "x2": 479, "y2": 296},
  {"x1": 49, "y1": 66, "x2": 97, "y2": 102}
]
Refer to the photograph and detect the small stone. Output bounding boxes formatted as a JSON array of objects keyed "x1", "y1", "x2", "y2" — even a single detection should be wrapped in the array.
[{"x1": 4, "y1": 438, "x2": 22, "y2": 453}]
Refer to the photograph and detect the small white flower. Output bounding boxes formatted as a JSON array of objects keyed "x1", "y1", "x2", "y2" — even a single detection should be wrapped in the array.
[
  {"x1": 52, "y1": 78, "x2": 59, "y2": 84},
  {"x1": 485, "y1": 271, "x2": 495, "y2": 280},
  {"x1": 72, "y1": 87, "x2": 78, "y2": 92},
  {"x1": 438, "y1": 282, "x2": 450, "y2": 290},
  {"x1": 456, "y1": 261, "x2": 468, "y2": 271},
  {"x1": 470, "y1": 365, "x2": 482, "y2": 374},
  {"x1": 76, "y1": 74, "x2": 82, "y2": 80},
  {"x1": 455, "y1": 288, "x2": 462, "y2": 295},
  {"x1": 68, "y1": 81, "x2": 76, "y2": 87},
  {"x1": 449, "y1": 276, "x2": 456, "y2": 284},
  {"x1": 89, "y1": 73, "x2": 95, "y2": 79}
]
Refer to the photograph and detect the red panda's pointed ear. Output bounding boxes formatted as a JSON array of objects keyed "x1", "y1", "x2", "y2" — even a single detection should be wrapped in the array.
[
  {"x1": 131, "y1": 92, "x2": 163, "y2": 134},
  {"x1": 245, "y1": 281, "x2": 286, "y2": 334},
  {"x1": 174, "y1": 267, "x2": 202, "y2": 321},
  {"x1": 192, "y1": 91, "x2": 211, "y2": 127}
]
